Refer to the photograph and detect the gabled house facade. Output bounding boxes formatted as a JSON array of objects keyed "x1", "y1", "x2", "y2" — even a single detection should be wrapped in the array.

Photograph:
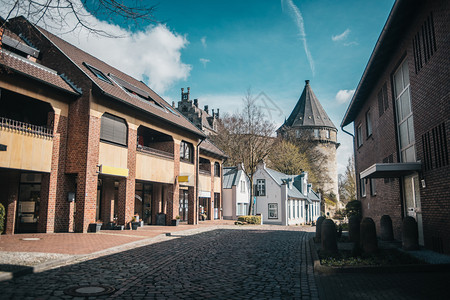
[
  {"x1": 222, "y1": 164, "x2": 251, "y2": 220},
  {"x1": 253, "y1": 162, "x2": 321, "y2": 225},
  {"x1": 341, "y1": 0, "x2": 450, "y2": 253},
  {"x1": 0, "y1": 16, "x2": 225, "y2": 234}
]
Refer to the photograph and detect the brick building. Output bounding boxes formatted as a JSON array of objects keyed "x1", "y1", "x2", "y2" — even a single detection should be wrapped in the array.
[
  {"x1": 0, "y1": 16, "x2": 226, "y2": 234},
  {"x1": 341, "y1": 0, "x2": 449, "y2": 253}
]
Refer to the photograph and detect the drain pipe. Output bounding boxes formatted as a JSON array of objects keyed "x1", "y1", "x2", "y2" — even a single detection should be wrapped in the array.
[
  {"x1": 196, "y1": 138, "x2": 205, "y2": 225},
  {"x1": 341, "y1": 124, "x2": 358, "y2": 198}
]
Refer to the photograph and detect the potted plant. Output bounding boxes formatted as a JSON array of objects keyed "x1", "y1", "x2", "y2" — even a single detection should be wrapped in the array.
[
  {"x1": 130, "y1": 216, "x2": 140, "y2": 230},
  {"x1": 171, "y1": 215, "x2": 180, "y2": 226},
  {"x1": 89, "y1": 220, "x2": 103, "y2": 233}
]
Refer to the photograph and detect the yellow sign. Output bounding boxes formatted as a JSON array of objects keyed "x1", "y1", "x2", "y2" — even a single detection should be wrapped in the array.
[
  {"x1": 99, "y1": 165, "x2": 129, "y2": 177},
  {"x1": 178, "y1": 175, "x2": 189, "y2": 182}
]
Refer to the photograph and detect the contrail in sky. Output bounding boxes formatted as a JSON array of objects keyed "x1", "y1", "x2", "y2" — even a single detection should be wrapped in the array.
[{"x1": 281, "y1": 0, "x2": 315, "y2": 76}]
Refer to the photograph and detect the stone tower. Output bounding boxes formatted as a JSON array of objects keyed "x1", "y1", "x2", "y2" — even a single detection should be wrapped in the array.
[
  {"x1": 278, "y1": 80, "x2": 339, "y2": 204},
  {"x1": 176, "y1": 87, "x2": 219, "y2": 136}
]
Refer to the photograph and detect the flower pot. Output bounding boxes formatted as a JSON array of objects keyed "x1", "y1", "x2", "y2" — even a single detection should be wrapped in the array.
[
  {"x1": 171, "y1": 219, "x2": 180, "y2": 226},
  {"x1": 89, "y1": 223, "x2": 102, "y2": 233},
  {"x1": 131, "y1": 222, "x2": 140, "y2": 230}
]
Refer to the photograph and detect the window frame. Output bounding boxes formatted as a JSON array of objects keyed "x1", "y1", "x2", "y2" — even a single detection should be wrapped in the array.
[
  {"x1": 357, "y1": 124, "x2": 363, "y2": 148},
  {"x1": 370, "y1": 178, "x2": 377, "y2": 196},
  {"x1": 240, "y1": 180, "x2": 246, "y2": 193},
  {"x1": 83, "y1": 62, "x2": 113, "y2": 85},
  {"x1": 268, "y1": 203, "x2": 278, "y2": 219},
  {"x1": 100, "y1": 113, "x2": 128, "y2": 146},
  {"x1": 366, "y1": 110, "x2": 372, "y2": 138},
  {"x1": 214, "y1": 162, "x2": 220, "y2": 177},
  {"x1": 256, "y1": 179, "x2": 266, "y2": 196},
  {"x1": 360, "y1": 176, "x2": 366, "y2": 198},
  {"x1": 180, "y1": 141, "x2": 193, "y2": 163}
]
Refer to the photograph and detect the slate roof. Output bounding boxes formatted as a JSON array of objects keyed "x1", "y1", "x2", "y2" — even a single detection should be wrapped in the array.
[
  {"x1": 0, "y1": 48, "x2": 79, "y2": 95},
  {"x1": 265, "y1": 168, "x2": 307, "y2": 200},
  {"x1": 282, "y1": 80, "x2": 336, "y2": 130},
  {"x1": 223, "y1": 167, "x2": 243, "y2": 189},
  {"x1": 31, "y1": 22, "x2": 205, "y2": 138},
  {"x1": 199, "y1": 139, "x2": 227, "y2": 159}
]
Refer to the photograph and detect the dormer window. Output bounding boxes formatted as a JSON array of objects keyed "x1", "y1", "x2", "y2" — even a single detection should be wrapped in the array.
[{"x1": 83, "y1": 62, "x2": 113, "y2": 84}]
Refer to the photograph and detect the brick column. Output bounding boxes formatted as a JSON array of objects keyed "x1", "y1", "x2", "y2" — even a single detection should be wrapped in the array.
[
  {"x1": 2, "y1": 173, "x2": 19, "y2": 234},
  {"x1": 75, "y1": 115, "x2": 101, "y2": 232},
  {"x1": 188, "y1": 186, "x2": 196, "y2": 224},
  {"x1": 168, "y1": 141, "x2": 180, "y2": 224},
  {"x1": 117, "y1": 126, "x2": 136, "y2": 226},
  {"x1": 38, "y1": 112, "x2": 68, "y2": 233},
  {"x1": 209, "y1": 162, "x2": 214, "y2": 220}
]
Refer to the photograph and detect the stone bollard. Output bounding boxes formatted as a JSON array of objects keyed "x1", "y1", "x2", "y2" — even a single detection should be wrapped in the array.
[
  {"x1": 380, "y1": 215, "x2": 394, "y2": 241},
  {"x1": 348, "y1": 215, "x2": 361, "y2": 243},
  {"x1": 360, "y1": 217, "x2": 378, "y2": 254},
  {"x1": 321, "y1": 219, "x2": 338, "y2": 255},
  {"x1": 315, "y1": 216, "x2": 325, "y2": 242},
  {"x1": 402, "y1": 216, "x2": 419, "y2": 250}
]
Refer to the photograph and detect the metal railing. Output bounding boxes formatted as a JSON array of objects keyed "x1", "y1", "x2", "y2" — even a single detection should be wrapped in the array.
[
  {"x1": 0, "y1": 117, "x2": 53, "y2": 138},
  {"x1": 137, "y1": 144, "x2": 174, "y2": 159},
  {"x1": 199, "y1": 169, "x2": 211, "y2": 175}
]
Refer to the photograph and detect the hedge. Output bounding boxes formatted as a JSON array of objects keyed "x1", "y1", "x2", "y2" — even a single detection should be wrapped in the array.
[{"x1": 237, "y1": 215, "x2": 262, "y2": 225}]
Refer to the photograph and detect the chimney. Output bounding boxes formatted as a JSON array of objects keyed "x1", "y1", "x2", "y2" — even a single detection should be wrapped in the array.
[
  {"x1": 194, "y1": 99, "x2": 198, "y2": 107},
  {"x1": 237, "y1": 162, "x2": 245, "y2": 171},
  {"x1": 172, "y1": 101, "x2": 175, "y2": 108},
  {"x1": 212, "y1": 109, "x2": 215, "y2": 116},
  {"x1": 216, "y1": 108, "x2": 220, "y2": 118},
  {"x1": 204, "y1": 105, "x2": 209, "y2": 114}
]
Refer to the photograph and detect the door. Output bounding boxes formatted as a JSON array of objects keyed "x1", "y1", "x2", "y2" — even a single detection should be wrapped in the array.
[
  {"x1": 179, "y1": 189, "x2": 188, "y2": 221},
  {"x1": 16, "y1": 173, "x2": 42, "y2": 233},
  {"x1": 404, "y1": 174, "x2": 424, "y2": 245}
]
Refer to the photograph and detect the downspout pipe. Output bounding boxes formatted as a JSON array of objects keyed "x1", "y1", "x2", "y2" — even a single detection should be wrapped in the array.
[{"x1": 341, "y1": 124, "x2": 358, "y2": 202}]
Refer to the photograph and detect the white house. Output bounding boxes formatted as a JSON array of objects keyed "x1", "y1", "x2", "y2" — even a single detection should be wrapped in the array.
[
  {"x1": 253, "y1": 162, "x2": 321, "y2": 225},
  {"x1": 222, "y1": 164, "x2": 251, "y2": 220}
]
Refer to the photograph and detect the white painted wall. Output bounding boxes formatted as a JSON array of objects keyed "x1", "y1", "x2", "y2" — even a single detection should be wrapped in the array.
[{"x1": 254, "y1": 168, "x2": 284, "y2": 225}]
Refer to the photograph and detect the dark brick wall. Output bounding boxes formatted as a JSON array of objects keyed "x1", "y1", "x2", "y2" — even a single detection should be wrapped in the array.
[{"x1": 353, "y1": 0, "x2": 450, "y2": 252}]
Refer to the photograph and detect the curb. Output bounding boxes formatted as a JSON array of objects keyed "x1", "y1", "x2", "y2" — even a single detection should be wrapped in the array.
[{"x1": 310, "y1": 238, "x2": 450, "y2": 274}]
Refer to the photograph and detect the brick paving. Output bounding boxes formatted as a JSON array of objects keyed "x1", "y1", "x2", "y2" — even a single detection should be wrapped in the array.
[{"x1": 0, "y1": 226, "x2": 318, "y2": 299}]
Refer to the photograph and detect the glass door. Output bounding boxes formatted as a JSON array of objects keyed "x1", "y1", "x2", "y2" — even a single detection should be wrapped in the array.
[
  {"x1": 16, "y1": 173, "x2": 42, "y2": 233},
  {"x1": 404, "y1": 174, "x2": 424, "y2": 245},
  {"x1": 179, "y1": 189, "x2": 188, "y2": 221}
]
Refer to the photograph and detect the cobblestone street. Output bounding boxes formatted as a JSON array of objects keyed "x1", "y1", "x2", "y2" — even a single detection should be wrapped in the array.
[
  {"x1": 0, "y1": 228, "x2": 318, "y2": 299},
  {"x1": 1, "y1": 226, "x2": 449, "y2": 299}
]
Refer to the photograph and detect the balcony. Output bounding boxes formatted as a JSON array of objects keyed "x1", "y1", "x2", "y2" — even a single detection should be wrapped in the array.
[
  {"x1": 0, "y1": 117, "x2": 53, "y2": 172},
  {"x1": 137, "y1": 144, "x2": 174, "y2": 159}
]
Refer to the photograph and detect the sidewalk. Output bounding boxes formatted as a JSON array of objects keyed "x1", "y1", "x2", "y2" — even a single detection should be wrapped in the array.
[{"x1": 0, "y1": 220, "x2": 237, "y2": 281}]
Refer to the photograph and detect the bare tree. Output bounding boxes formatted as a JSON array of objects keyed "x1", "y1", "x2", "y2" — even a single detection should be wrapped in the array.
[
  {"x1": 212, "y1": 89, "x2": 275, "y2": 215},
  {"x1": 1, "y1": 0, "x2": 158, "y2": 37},
  {"x1": 338, "y1": 156, "x2": 356, "y2": 205}
]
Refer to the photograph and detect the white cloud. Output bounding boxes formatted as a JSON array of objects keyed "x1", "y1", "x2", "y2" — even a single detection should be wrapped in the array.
[
  {"x1": 199, "y1": 58, "x2": 210, "y2": 68},
  {"x1": 332, "y1": 29, "x2": 350, "y2": 41},
  {"x1": 335, "y1": 89, "x2": 355, "y2": 104},
  {"x1": 200, "y1": 36, "x2": 207, "y2": 48},
  {"x1": 1, "y1": 0, "x2": 191, "y2": 94},
  {"x1": 281, "y1": 0, "x2": 315, "y2": 76}
]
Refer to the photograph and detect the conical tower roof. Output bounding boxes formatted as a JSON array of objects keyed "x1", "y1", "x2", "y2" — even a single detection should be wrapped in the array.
[{"x1": 283, "y1": 80, "x2": 336, "y2": 129}]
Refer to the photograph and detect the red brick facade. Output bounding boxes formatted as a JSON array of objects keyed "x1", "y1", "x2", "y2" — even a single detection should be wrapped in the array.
[{"x1": 349, "y1": 0, "x2": 450, "y2": 253}]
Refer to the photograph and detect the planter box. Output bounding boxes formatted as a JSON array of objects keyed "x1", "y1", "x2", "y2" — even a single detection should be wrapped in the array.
[
  {"x1": 88, "y1": 223, "x2": 102, "y2": 233},
  {"x1": 131, "y1": 222, "x2": 140, "y2": 230},
  {"x1": 171, "y1": 219, "x2": 180, "y2": 226}
]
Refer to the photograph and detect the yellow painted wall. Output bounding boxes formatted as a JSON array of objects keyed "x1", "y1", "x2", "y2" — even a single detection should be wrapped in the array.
[
  {"x1": 179, "y1": 161, "x2": 195, "y2": 186},
  {"x1": 0, "y1": 128, "x2": 53, "y2": 172},
  {"x1": 98, "y1": 142, "x2": 128, "y2": 170},
  {"x1": 199, "y1": 173, "x2": 211, "y2": 192},
  {"x1": 214, "y1": 176, "x2": 221, "y2": 192},
  {"x1": 135, "y1": 152, "x2": 175, "y2": 184}
]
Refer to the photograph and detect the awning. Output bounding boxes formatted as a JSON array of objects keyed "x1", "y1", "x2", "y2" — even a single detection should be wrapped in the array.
[{"x1": 360, "y1": 162, "x2": 422, "y2": 179}]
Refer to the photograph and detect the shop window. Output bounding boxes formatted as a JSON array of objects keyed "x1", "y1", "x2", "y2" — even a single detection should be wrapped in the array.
[{"x1": 100, "y1": 113, "x2": 127, "y2": 146}]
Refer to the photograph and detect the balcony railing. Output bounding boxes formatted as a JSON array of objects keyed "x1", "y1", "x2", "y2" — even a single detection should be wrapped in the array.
[
  {"x1": 0, "y1": 117, "x2": 53, "y2": 138},
  {"x1": 199, "y1": 169, "x2": 211, "y2": 175},
  {"x1": 137, "y1": 144, "x2": 174, "y2": 159}
]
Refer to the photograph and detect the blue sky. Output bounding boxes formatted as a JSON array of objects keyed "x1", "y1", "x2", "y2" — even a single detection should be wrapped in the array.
[
  {"x1": 2, "y1": 0, "x2": 396, "y2": 174},
  {"x1": 152, "y1": 0, "x2": 395, "y2": 174}
]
